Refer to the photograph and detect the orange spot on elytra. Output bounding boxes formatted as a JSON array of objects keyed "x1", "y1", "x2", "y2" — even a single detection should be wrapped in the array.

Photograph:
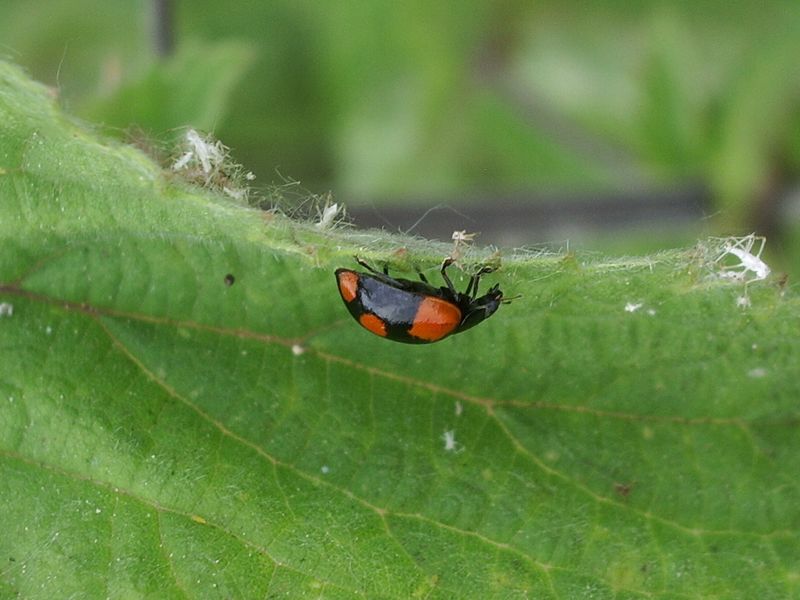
[
  {"x1": 359, "y1": 313, "x2": 387, "y2": 337},
  {"x1": 409, "y1": 297, "x2": 461, "y2": 342},
  {"x1": 337, "y1": 270, "x2": 359, "y2": 302}
]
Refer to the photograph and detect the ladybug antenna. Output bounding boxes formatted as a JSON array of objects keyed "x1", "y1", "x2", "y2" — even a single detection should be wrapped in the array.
[{"x1": 501, "y1": 293, "x2": 521, "y2": 304}]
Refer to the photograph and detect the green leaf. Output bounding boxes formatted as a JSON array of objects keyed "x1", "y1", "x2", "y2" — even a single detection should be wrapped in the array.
[{"x1": 1, "y1": 60, "x2": 799, "y2": 598}]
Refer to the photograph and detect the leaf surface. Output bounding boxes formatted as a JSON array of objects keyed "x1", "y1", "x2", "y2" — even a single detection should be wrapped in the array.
[{"x1": 1, "y1": 61, "x2": 798, "y2": 599}]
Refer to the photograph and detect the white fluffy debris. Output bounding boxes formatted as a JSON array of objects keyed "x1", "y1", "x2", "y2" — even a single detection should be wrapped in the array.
[
  {"x1": 624, "y1": 302, "x2": 643, "y2": 313},
  {"x1": 713, "y1": 234, "x2": 770, "y2": 282},
  {"x1": 173, "y1": 129, "x2": 225, "y2": 176},
  {"x1": 450, "y1": 230, "x2": 478, "y2": 262},
  {"x1": 441, "y1": 430, "x2": 463, "y2": 453},
  {"x1": 452, "y1": 230, "x2": 477, "y2": 244},
  {"x1": 0, "y1": 303, "x2": 13, "y2": 317},
  {"x1": 315, "y1": 200, "x2": 341, "y2": 230},
  {"x1": 172, "y1": 129, "x2": 253, "y2": 202}
]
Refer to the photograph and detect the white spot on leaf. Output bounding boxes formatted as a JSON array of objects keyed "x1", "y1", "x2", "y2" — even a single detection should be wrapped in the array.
[{"x1": 441, "y1": 430, "x2": 463, "y2": 453}]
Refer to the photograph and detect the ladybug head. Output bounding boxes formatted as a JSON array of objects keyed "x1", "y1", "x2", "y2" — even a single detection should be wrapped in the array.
[{"x1": 458, "y1": 284, "x2": 504, "y2": 333}]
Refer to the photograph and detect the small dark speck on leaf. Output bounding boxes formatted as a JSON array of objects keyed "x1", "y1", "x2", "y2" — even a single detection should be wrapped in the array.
[
  {"x1": 614, "y1": 482, "x2": 634, "y2": 497},
  {"x1": 224, "y1": 274, "x2": 235, "y2": 286}
]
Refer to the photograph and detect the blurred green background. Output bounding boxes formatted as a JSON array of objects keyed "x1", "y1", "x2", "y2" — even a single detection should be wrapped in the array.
[{"x1": 4, "y1": 0, "x2": 800, "y2": 266}]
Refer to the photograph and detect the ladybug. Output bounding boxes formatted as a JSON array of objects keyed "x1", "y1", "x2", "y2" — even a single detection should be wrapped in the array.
[{"x1": 335, "y1": 257, "x2": 504, "y2": 344}]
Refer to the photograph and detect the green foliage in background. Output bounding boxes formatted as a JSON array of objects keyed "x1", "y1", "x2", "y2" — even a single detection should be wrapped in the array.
[
  {"x1": 85, "y1": 40, "x2": 255, "y2": 140},
  {"x1": 4, "y1": 0, "x2": 800, "y2": 227},
  {"x1": 2, "y1": 62, "x2": 800, "y2": 599}
]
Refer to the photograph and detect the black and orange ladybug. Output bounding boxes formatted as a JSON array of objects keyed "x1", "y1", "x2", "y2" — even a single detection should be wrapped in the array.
[{"x1": 335, "y1": 257, "x2": 504, "y2": 344}]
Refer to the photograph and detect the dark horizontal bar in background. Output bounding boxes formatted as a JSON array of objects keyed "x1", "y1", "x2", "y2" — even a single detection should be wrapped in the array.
[{"x1": 346, "y1": 185, "x2": 711, "y2": 246}]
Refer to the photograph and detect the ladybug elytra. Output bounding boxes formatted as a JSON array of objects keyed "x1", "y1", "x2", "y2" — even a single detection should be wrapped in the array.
[{"x1": 335, "y1": 257, "x2": 504, "y2": 344}]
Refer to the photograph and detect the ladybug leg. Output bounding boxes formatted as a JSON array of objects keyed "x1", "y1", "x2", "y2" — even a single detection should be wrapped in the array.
[
  {"x1": 355, "y1": 256, "x2": 385, "y2": 275},
  {"x1": 355, "y1": 256, "x2": 396, "y2": 283},
  {"x1": 416, "y1": 268, "x2": 429, "y2": 284},
  {"x1": 440, "y1": 258, "x2": 458, "y2": 295},
  {"x1": 466, "y1": 266, "x2": 495, "y2": 298},
  {"x1": 465, "y1": 274, "x2": 478, "y2": 298}
]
